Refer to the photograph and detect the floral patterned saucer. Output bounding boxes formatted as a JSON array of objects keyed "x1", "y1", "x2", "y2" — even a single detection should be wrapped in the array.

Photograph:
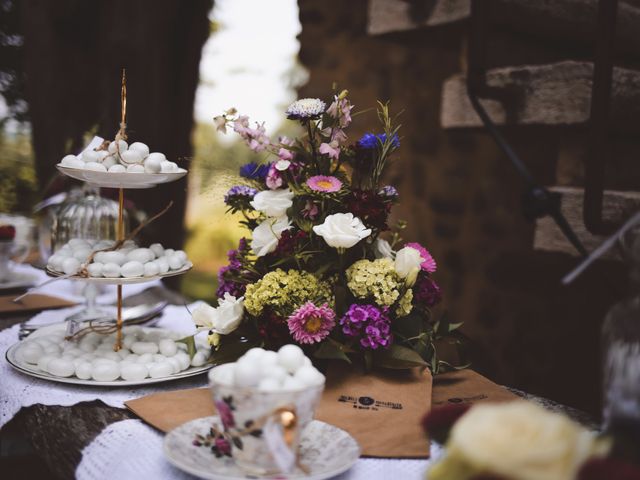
[{"x1": 163, "y1": 416, "x2": 361, "y2": 480}]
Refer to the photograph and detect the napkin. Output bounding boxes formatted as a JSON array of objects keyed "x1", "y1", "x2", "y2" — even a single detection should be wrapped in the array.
[
  {"x1": 0, "y1": 293, "x2": 76, "y2": 316},
  {"x1": 315, "y1": 364, "x2": 432, "y2": 458}
]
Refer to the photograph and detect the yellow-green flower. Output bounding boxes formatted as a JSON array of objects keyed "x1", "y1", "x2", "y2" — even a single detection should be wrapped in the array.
[
  {"x1": 244, "y1": 269, "x2": 334, "y2": 318},
  {"x1": 346, "y1": 258, "x2": 402, "y2": 307},
  {"x1": 396, "y1": 289, "x2": 413, "y2": 317}
]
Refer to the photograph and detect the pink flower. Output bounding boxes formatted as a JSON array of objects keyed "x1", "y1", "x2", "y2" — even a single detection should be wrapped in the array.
[
  {"x1": 327, "y1": 96, "x2": 353, "y2": 128},
  {"x1": 302, "y1": 200, "x2": 319, "y2": 219},
  {"x1": 266, "y1": 164, "x2": 283, "y2": 190},
  {"x1": 319, "y1": 141, "x2": 340, "y2": 160},
  {"x1": 307, "y1": 175, "x2": 342, "y2": 193},
  {"x1": 278, "y1": 147, "x2": 294, "y2": 161},
  {"x1": 406, "y1": 242, "x2": 437, "y2": 273},
  {"x1": 287, "y1": 302, "x2": 336, "y2": 344}
]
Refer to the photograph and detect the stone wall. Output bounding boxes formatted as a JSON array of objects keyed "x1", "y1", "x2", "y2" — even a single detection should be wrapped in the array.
[{"x1": 297, "y1": 0, "x2": 627, "y2": 416}]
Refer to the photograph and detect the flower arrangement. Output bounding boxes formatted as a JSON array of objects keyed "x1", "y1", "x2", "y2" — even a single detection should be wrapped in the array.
[
  {"x1": 195, "y1": 90, "x2": 462, "y2": 371},
  {"x1": 422, "y1": 401, "x2": 640, "y2": 480}
]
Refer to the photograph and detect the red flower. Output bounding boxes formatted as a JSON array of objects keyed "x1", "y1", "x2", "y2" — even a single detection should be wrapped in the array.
[
  {"x1": 345, "y1": 189, "x2": 391, "y2": 231},
  {"x1": 577, "y1": 457, "x2": 640, "y2": 480},
  {"x1": 0, "y1": 225, "x2": 16, "y2": 241},
  {"x1": 422, "y1": 403, "x2": 471, "y2": 444}
]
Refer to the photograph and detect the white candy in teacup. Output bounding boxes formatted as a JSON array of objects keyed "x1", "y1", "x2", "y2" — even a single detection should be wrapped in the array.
[{"x1": 209, "y1": 345, "x2": 324, "y2": 392}]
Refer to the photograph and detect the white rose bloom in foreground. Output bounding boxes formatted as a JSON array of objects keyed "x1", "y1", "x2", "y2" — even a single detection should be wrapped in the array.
[
  {"x1": 430, "y1": 402, "x2": 609, "y2": 480},
  {"x1": 250, "y1": 188, "x2": 294, "y2": 218},
  {"x1": 394, "y1": 245, "x2": 424, "y2": 286},
  {"x1": 192, "y1": 293, "x2": 245, "y2": 335},
  {"x1": 313, "y1": 212, "x2": 372, "y2": 249},
  {"x1": 251, "y1": 216, "x2": 291, "y2": 257}
]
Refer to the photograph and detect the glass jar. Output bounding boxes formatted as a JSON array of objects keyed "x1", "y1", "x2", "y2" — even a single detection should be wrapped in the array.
[{"x1": 52, "y1": 184, "x2": 128, "y2": 251}]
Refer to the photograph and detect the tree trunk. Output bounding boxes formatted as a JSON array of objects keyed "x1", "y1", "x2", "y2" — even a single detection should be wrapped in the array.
[{"x1": 20, "y1": 0, "x2": 213, "y2": 251}]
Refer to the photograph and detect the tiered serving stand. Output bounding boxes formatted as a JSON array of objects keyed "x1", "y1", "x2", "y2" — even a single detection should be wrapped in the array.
[
  {"x1": 6, "y1": 71, "x2": 207, "y2": 386},
  {"x1": 50, "y1": 70, "x2": 189, "y2": 352}
]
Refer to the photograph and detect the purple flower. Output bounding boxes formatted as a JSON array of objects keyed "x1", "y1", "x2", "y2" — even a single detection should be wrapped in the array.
[
  {"x1": 378, "y1": 185, "x2": 399, "y2": 199},
  {"x1": 224, "y1": 185, "x2": 258, "y2": 205},
  {"x1": 239, "y1": 162, "x2": 270, "y2": 181},
  {"x1": 216, "y1": 238, "x2": 250, "y2": 298},
  {"x1": 340, "y1": 304, "x2": 392, "y2": 350},
  {"x1": 357, "y1": 133, "x2": 400, "y2": 150},
  {"x1": 415, "y1": 276, "x2": 442, "y2": 307}
]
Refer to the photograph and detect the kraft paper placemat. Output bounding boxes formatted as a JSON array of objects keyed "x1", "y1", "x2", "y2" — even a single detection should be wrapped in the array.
[
  {"x1": 125, "y1": 368, "x2": 519, "y2": 458},
  {"x1": 0, "y1": 293, "x2": 76, "y2": 315},
  {"x1": 315, "y1": 365, "x2": 432, "y2": 458}
]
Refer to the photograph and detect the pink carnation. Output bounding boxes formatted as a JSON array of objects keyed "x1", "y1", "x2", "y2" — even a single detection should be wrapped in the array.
[
  {"x1": 406, "y1": 242, "x2": 437, "y2": 273},
  {"x1": 307, "y1": 175, "x2": 342, "y2": 193},
  {"x1": 287, "y1": 302, "x2": 336, "y2": 344}
]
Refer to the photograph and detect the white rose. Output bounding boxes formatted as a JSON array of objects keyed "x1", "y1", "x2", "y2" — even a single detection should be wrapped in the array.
[
  {"x1": 250, "y1": 188, "x2": 294, "y2": 217},
  {"x1": 433, "y1": 402, "x2": 609, "y2": 480},
  {"x1": 373, "y1": 238, "x2": 395, "y2": 259},
  {"x1": 394, "y1": 246, "x2": 423, "y2": 286},
  {"x1": 191, "y1": 294, "x2": 245, "y2": 335},
  {"x1": 313, "y1": 212, "x2": 371, "y2": 249},
  {"x1": 251, "y1": 216, "x2": 291, "y2": 257},
  {"x1": 214, "y1": 293, "x2": 245, "y2": 334}
]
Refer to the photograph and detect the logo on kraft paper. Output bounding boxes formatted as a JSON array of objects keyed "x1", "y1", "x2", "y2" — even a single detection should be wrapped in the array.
[
  {"x1": 337, "y1": 394, "x2": 403, "y2": 411},
  {"x1": 433, "y1": 394, "x2": 488, "y2": 406}
]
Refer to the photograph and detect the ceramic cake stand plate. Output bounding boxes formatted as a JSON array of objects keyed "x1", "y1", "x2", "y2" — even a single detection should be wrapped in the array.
[
  {"x1": 45, "y1": 263, "x2": 193, "y2": 285},
  {"x1": 164, "y1": 416, "x2": 361, "y2": 480},
  {"x1": 56, "y1": 165, "x2": 187, "y2": 189},
  {"x1": 6, "y1": 324, "x2": 213, "y2": 387}
]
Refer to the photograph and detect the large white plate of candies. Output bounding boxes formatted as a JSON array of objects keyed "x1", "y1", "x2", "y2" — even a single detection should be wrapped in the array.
[{"x1": 6, "y1": 324, "x2": 212, "y2": 387}]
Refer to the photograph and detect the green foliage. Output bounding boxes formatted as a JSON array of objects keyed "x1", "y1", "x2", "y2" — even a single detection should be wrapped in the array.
[{"x1": 0, "y1": 129, "x2": 38, "y2": 213}]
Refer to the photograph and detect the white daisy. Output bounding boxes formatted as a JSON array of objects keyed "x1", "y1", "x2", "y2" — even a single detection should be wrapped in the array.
[{"x1": 286, "y1": 98, "x2": 326, "y2": 120}]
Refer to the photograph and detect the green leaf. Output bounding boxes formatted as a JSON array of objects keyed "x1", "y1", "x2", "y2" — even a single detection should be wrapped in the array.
[
  {"x1": 176, "y1": 335, "x2": 197, "y2": 360},
  {"x1": 394, "y1": 311, "x2": 426, "y2": 338},
  {"x1": 373, "y1": 344, "x2": 428, "y2": 369},
  {"x1": 314, "y1": 340, "x2": 352, "y2": 363}
]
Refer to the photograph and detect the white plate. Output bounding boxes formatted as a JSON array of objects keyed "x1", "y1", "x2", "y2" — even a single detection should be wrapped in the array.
[
  {"x1": 164, "y1": 416, "x2": 361, "y2": 480},
  {"x1": 56, "y1": 165, "x2": 187, "y2": 189},
  {"x1": 45, "y1": 262, "x2": 193, "y2": 285},
  {"x1": 0, "y1": 271, "x2": 38, "y2": 291},
  {"x1": 5, "y1": 324, "x2": 213, "y2": 387}
]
